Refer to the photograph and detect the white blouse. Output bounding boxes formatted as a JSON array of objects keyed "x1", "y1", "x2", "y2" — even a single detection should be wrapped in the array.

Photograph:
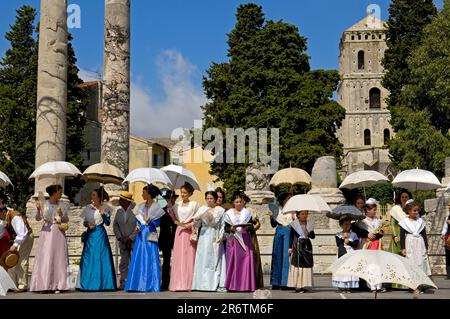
[
  {"x1": 194, "y1": 206, "x2": 225, "y2": 228},
  {"x1": 39, "y1": 200, "x2": 69, "y2": 223},
  {"x1": 134, "y1": 202, "x2": 165, "y2": 225},
  {"x1": 81, "y1": 204, "x2": 112, "y2": 226},
  {"x1": 174, "y1": 201, "x2": 200, "y2": 223}
]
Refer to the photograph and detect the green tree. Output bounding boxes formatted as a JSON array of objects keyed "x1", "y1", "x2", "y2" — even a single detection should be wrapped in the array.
[
  {"x1": 65, "y1": 34, "x2": 88, "y2": 202},
  {"x1": 382, "y1": 0, "x2": 437, "y2": 131},
  {"x1": 202, "y1": 4, "x2": 345, "y2": 197},
  {"x1": 387, "y1": 1, "x2": 450, "y2": 178},
  {"x1": 401, "y1": 0, "x2": 450, "y2": 134},
  {"x1": 0, "y1": 5, "x2": 88, "y2": 209},
  {"x1": 0, "y1": 6, "x2": 38, "y2": 211}
]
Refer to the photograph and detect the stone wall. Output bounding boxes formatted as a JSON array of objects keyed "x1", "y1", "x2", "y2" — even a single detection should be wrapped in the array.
[{"x1": 424, "y1": 195, "x2": 449, "y2": 275}]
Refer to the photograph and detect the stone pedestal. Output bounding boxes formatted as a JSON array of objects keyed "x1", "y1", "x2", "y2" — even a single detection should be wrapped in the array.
[
  {"x1": 307, "y1": 156, "x2": 346, "y2": 273},
  {"x1": 245, "y1": 164, "x2": 275, "y2": 274},
  {"x1": 424, "y1": 195, "x2": 449, "y2": 275}
]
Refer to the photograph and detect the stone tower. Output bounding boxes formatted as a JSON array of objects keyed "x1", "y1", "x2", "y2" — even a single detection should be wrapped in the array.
[
  {"x1": 101, "y1": 0, "x2": 131, "y2": 190},
  {"x1": 337, "y1": 14, "x2": 392, "y2": 176}
]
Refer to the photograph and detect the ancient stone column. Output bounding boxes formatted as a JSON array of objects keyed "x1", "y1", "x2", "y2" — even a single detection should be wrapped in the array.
[
  {"x1": 34, "y1": 0, "x2": 68, "y2": 196},
  {"x1": 101, "y1": 0, "x2": 131, "y2": 193}
]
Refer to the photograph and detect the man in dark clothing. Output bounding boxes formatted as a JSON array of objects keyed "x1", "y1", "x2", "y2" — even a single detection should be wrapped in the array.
[{"x1": 159, "y1": 189, "x2": 178, "y2": 290}]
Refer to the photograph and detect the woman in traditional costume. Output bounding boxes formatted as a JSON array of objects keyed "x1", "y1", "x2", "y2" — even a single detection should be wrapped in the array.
[
  {"x1": 192, "y1": 190, "x2": 226, "y2": 291},
  {"x1": 168, "y1": 182, "x2": 199, "y2": 291},
  {"x1": 400, "y1": 199, "x2": 432, "y2": 293},
  {"x1": 78, "y1": 187, "x2": 116, "y2": 291},
  {"x1": 30, "y1": 185, "x2": 70, "y2": 292},
  {"x1": 125, "y1": 184, "x2": 165, "y2": 292},
  {"x1": 269, "y1": 192, "x2": 293, "y2": 290},
  {"x1": 248, "y1": 206, "x2": 264, "y2": 289},
  {"x1": 287, "y1": 210, "x2": 315, "y2": 293},
  {"x1": 352, "y1": 198, "x2": 385, "y2": 292},
  {"x1": 223, "y1": 191, "x2": 256, "y2": 292},
  {"x1": 331, "y1": 216, "x2": 359, "y2": 292},
  {"x1": 0, "y1": 205, "x2": 17, "y2": 295},
  {"x1": 388, "y1": 190, "x2": 411, "y2": 289}
]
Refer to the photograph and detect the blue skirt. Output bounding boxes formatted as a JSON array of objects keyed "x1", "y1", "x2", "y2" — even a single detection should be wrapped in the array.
[
  {"x1": 125, "y1": 223, "x2": 161, "y2": 292},
  {"x1": 270, "y1": 225, "x2": 291, "y2": 287},
  {"x1": 79, "y1": 225, "x2": 117, "y2": 291}
]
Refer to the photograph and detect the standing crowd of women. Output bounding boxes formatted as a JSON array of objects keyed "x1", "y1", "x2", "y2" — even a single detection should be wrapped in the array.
[
  {"x1": 0, "y1": 182, "x2": 269, "y2": 293},
  {"x1": 1, "y1": 184, "x2": 449, "y2": 295},
  {"x1": 268, "y1": 190, "x2": 449, "y2": 294}
]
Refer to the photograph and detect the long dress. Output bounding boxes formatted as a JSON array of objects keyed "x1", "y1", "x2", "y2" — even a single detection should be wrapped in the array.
[
  {"x1": 223, "y1": 208, "x2": 256, "y2": 292},
  {"x1": 287, "y1": 220, "x2": 315, "y2": 290},
  {"x1": 191, "y1": 206, "x2": 226, "y2": 291},
  {"x1": 0, "y1": 266, "x2": 16, "y2": 296},
  {"x1": 352, "y1": 217, "x2": 384, "y2": 290},
  {"x1": 248, "y1": 208, "x2": 264, "y2": 289},
  {"x1": 388, "y1": 205, "x2": 408, "y2": 289},
  {"x1": 125, "y1": 202, "x2": 165, "y2": 292},
  {"x1": 0, "y1": 221, "x2": 11, "y2": 257},
  {"x1": 269, "y1": 203, "x2": 293, "y2": 288},
  {"x1": 169, "y1": 200, "x2": 199, "y2": 291},
  {"x1": 78, "y1": 204, "x2": 116, "y2": 291},
  {"x1": 30, "y1": 201, "x2": 70, "y2": 292},
  {"x1": 331, "y1": 231, "x2": 360, "y2": 289},
  {"x1": 399, "y1": 217, "x2": 431, "y2": 276}
]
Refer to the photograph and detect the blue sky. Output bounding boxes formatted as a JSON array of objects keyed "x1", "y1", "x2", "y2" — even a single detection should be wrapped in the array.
[{"x1": 0, "y1": 0, "x2": 444, "y2": 136}]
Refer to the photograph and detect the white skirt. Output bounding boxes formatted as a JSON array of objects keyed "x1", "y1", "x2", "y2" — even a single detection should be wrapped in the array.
[
  {"x1": 0, "y1": 267, "x2": 16, "y2": 296},
  {"x1": 287, "y1": 266, "x2": 313, "y2": 289},
  {"x1": 405, "y1": 234, "x2": 432, "y2": 276}
]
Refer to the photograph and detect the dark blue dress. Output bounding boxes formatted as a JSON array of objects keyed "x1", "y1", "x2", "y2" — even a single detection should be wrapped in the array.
[{"x1": 78, "y1": 206, "x2": 117, "y2": 291}]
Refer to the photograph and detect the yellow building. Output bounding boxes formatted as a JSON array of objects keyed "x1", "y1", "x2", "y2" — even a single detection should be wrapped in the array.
[
  {"x1": 128, "y1": 136, "x2": 222, "y2": 205},
  {"x1": 180, "y1": 146, "x2": 223, "y2": 203},
  {"x1": 128, "y1": 136, "x2": 172, "y2": 203}
]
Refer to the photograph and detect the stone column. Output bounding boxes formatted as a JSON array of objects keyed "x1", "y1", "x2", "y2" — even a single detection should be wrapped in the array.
[
  {"x1": 307, "y1": 156, "x2": 346, "y2": 273},
  {"x1": 101, "y1": 0, "x2": 131, "y2": 195},
  {"x1": 34, "y1": 0, "x2": 68, "y2": 196}
]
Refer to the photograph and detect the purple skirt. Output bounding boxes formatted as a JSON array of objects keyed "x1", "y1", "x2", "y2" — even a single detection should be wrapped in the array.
[{"x1": 225, "y1": 230, "x2": 256, "y2": 292}]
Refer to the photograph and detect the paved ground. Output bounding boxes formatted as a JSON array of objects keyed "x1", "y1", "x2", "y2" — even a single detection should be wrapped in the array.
[{"x1": 2, "y1": 275, "x2": 450, "y2": 299}]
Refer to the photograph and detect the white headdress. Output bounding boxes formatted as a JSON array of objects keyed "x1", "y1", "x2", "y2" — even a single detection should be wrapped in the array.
[{"x1": 366, "y1": 198, "x2": 378, "y2": 205}]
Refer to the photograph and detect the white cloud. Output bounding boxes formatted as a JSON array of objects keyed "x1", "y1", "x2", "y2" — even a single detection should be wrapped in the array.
[
  {"x1": 131, "y1": 50, "x2": 207, "y2": 137},
  {"x1": 78, "y1": 69, "x2": 101, "y2": 82}
]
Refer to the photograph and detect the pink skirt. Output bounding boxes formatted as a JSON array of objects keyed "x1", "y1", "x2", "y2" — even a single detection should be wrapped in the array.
[
  {"x1": 30, "y1": 223, "x2": 69, "y2": 291},
  {"x1": 169, "y1": 225, "x2": 197, "y2": 291}
]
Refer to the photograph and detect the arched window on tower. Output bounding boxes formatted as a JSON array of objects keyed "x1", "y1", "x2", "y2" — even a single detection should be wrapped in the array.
[
  {"x1": 369, "y1": 88, "x2": 381, "y2": 109},
  {"x1": 358, "y1": 51, "x2": 365, "y2": 70},
  {"x1": 384, "y1": 129, "x2": 390, "y2": 145},
  {"x1": 364, "y1": 129, "x2": 371, "y2": 146}
]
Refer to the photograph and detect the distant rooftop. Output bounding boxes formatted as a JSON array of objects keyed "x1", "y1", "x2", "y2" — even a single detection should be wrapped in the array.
[{"x1": 346, "y1": 14, "x2": 386, "y2": 32}]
